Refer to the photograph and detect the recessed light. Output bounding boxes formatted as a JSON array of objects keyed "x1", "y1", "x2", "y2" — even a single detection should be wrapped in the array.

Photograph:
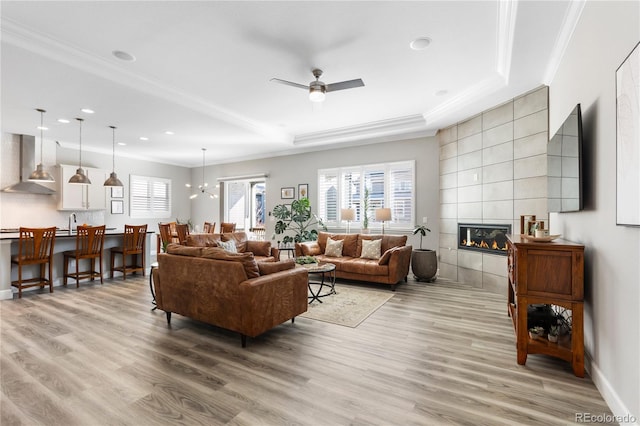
[
  {"x1": 81, "y1": 108, "x2": 95, "y2": 114},
  {"x1": 57, "y1": 118, "x2": 70, "y2": 124},
  {"x1": 164, "y1": 131, "x2": 174, "y2": 135},
  {"x1": 36, "y1": 126, "x2": 48, "y2": 130},
  {"x1": 117, "y1": 142, "x2": 127, "y2": 146},
  {"x1": 112, "y1": 50, "x2": 136, "y2": 62},
  {"x1": 139, "y1": 137, "x2": 149, "y2": 141},
  {"x1": 410, "y1": 37, "x2": 432, "y2": 50}
]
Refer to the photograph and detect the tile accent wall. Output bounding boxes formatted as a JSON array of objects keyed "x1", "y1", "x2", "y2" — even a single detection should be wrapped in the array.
[{"x1": 438, "y1": 86, "x2": 549, "y2": 294}]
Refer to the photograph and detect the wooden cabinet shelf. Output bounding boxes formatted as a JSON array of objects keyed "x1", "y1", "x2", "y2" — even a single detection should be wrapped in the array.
[{"x1": 507, "y1": 234, "x2": 585, "y2": 377}]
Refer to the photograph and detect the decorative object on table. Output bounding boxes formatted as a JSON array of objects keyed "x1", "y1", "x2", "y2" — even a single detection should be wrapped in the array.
[
  {"x1": 528, "y1": 326, "x2": 545, "y2": 340},
  {"x1": 521, "y1": 234, "x2": 562, "y2": 243},
  {"x1": 375, "y1": 207, "x2": 392, "y2": 234},
  {"x1": 361, "y1": 187, "x2": 370, "y2": 233},
  {"x1": 616, "y1": 41, "x2": 640, "y2": 226},
  {"x1": 103, "y1": 126, "x2": 124, "y2": 187},
  {"x1": 28, "y1": 108, "x2": 55, "y2": 182},
  {"x1": 411, "y1": 224, "x2": 437, "y2": 282},
  {"x1": 341, "y1": 208, "x2": 355, "y2": 233},
  {"x1": 186, "y1": 148, "x2": 218, "y2": 199},
  {"x1": 281, "y1": 187, "x2": 295, "y2": 199},
  {"x1": 176, "y1": 218, "x2": 194, "y2": 232},
  {"x1": 271, "y1": 197, "x2": 327, "y2": 244},
  {"x1": 111, "y1": 186, "x2": 123, "y2": 198},
  {"x1": 300, "y1": 285, "x2": 394, "y2": 328},
  {"x1": 295, "y1": 255, "x2": 318, "y2": 267},
  {"x1": 547, "y1": 325, "x2": 559, "y2": 343},
  {"x1": 519, "y1": 214, "x2": 537, "y2": 236},
  {"x1": 111, "y1": 199, "x2": 124, "y2": 214},
  {"x1": 298, "y1": 183, "x2": 308, "y2": 199},
  {"x1": 68, "y1": 118, "x2": 91, "y2": 184}
]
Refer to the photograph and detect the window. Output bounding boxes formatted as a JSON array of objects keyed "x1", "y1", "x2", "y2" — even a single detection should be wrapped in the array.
[
  {"x1": 130, "y1": 175, "x2": 171, "y2": 218},
  {"x1": 223, "y1": 179, "x2": 266, "y2": 230},
  {"x1": 318, "y1": 160, "x2": 414, "y2": 230}
]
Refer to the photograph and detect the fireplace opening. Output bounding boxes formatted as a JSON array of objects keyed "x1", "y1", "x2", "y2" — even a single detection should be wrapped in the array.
[{"x1": 458, "y1": 223, "x2": 511, "y2": 255}]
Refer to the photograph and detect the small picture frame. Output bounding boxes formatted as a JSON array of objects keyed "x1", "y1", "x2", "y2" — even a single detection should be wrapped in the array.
[
  {"x1": 111, "y1": 200, "x2": 124, "y2": 214},
  {"x1": 298, "y1": 183, "x2": 309, "y2": 199},
  {"x1": 111, "y1": 186, "x2": 123, "y2": 198},
  {"x1": 281, "y1": 187, "x2": 295, "y2": 199}
]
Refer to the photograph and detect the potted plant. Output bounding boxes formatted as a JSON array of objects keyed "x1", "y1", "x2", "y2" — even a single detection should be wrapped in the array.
[
  {"x1": 361, "y1": 187, "x2": 370, "y2": 233},
  {"x1": 272, "y1": 197, "x2": 327, "y2": 245},
  {"x1": 411, "y1": 224, "x2": 437, "y2": 282},
  {"x1": 547, "y1": 325, "x2": 559, "y2": 343},
  {"x1": 529, "y1": 326, "x2": 545, "y2": 340}
]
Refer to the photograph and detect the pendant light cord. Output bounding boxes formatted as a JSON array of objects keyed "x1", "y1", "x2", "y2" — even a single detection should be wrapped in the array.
[
  {"x1": 76, "y1": 118, "x2": 84, "y2": 168},
  {"x1": 111, "y1": 126, "x2": 116, "y2": 172},
  {"x1": 39, "y1": 110, "x2": 44, "y2": 163},
  {"x1": 202, "y1": 148, "x2": 206, "y2": 190}
]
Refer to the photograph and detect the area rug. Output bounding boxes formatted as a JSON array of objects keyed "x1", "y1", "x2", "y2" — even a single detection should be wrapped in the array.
[{"x1": 300, "y1": 285, "x2": 394, "y2": 328}]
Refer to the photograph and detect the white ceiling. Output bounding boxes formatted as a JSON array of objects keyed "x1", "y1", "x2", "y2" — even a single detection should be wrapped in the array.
[{"x1": 1, "y1": 1, "x2": 582, "y2": 168}]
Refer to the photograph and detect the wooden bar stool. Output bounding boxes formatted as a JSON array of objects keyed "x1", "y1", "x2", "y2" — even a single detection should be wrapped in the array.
[
  {"x1": 11, "y1": 227, "x2": 56, "y2": 298},
  {"x1": 63, "y1": 225, "x2": 106, "y2": 287},
  {"x1": 203, "y1": 221, "x2": 216, "y2": 233},
  {"x1": 220, "y1": 222, "x2": 236, "y2": 233},
  {"x1": 110, "y1": 224, "x2": 147, "y2": 280},
  {"x1": 157, "y1": 222, "x2": 175, "y2": 253}
]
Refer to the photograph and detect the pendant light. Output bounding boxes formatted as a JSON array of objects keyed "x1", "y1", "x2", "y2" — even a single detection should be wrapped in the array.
[
  {"x1": 28, "y1": 108, "x2": 55, "y2": 182},
  {"x1": 68, "y1": 118, "x2": 91, "y2": 185},
  {"x1": 103, "y1": 125, "x2": 123, "y2": 187},
  {"x1": 186, "y1": 148, "x2": 217, "y2": 199}
]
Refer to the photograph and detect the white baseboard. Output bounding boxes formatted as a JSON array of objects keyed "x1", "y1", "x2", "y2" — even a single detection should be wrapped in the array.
[
  {"x1": 0, "y1": 288, "x2": 13, "y2": 300},
  {"x1": 587, "y1": 354, "x2": 639, "y2": 425}
]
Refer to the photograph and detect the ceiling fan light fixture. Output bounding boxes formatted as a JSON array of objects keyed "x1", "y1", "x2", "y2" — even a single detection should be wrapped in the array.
[{"x1": 309, "y1": 84, "x2": 326, "y2": 103}]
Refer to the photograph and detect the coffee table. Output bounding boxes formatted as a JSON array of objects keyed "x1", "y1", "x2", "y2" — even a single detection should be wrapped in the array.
[{"x1": 305, "y1": 262, "x2": 336, "y2": 303}]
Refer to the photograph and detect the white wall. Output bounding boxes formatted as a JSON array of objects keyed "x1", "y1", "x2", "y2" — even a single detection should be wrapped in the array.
[
  {"x1": 549, "y1": 1, "x2": 639, "y2": 422},
  {"x1": 190, "y1": 136, "x2": 441, "y2": 251}
]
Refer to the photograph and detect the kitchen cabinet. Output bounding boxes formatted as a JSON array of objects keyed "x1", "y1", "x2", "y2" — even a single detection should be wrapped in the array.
[
  {"x1": 506, "y1": 234, "x2": 585, "y2": 377},
  {"x1": 58, "y1": 165, "x2": 108, "y2": 210}
]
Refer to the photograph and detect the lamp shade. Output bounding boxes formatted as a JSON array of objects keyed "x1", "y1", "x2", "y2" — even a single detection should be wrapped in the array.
[
  {"x1": 28, "y1": 108, "x2": 55, "y2": 182},
  {"x1": 341, "y1": 208, "x2": 355, "y2": 221},
  {"x1": 375, "y1": 208, "x2": 392, "y2": 221}
]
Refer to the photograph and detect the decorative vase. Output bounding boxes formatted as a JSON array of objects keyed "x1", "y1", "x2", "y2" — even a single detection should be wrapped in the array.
[
  {"x1": 361, "y1": 228, "x2": 370, "y2": 234},
  {"x1": 548, "y1": 334, "x2": 558, "y2": 343},
  {"x1": 411, "y1": 249, "x2": 437, "y2": 282}
]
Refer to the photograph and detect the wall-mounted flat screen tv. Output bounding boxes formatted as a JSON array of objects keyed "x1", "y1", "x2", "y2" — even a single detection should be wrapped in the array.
[{"x1": 548, "y1": 104, "x2": 584, "y2": 212}]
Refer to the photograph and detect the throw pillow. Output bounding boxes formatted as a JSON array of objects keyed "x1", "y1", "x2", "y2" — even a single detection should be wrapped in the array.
[
  {"x1": 217, "y1": 239, "x2": 237, "y2": 253},
  {"x1": 360, "y1": 238, "x2": 382, "y2": 259},
  {"x1": 258, "y1": 258, "x2": 296, "y2": 275},
  {"x1": 246, "y1": 240, "x2": 271, "y2": 257},
  {"x1": 378, "y1": 246, "x2": 399, "y2": 265},
  {"x1": 324, "y1": 237, "x2": 344, "y2": 257},
  {"x1": 301, "y1": 242, "x2": 321, "y2": 256}
]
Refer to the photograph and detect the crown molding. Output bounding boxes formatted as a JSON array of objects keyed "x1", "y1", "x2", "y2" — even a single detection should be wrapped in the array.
[
  {"x1": 292, "y1": 115, "x2": 430, "y2": 146},
  {"x1": 542, "y1": 0, "x2": 586, "y2": 84},
  {"x1": 1, "y1": 18, "x2": 292, "y2": 145},
  {"x1": 496, "y1": 0, "x2": 518, "y2": 82}
]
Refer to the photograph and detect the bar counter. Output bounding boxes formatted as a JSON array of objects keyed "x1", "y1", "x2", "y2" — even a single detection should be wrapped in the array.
[{"x1": 0, "y1": 228, "x2": 155, "y2": 300}]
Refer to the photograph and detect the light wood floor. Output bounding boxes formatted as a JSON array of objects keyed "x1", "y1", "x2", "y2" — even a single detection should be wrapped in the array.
[{"x1": 1, "y1": 275, "x2": 613, "y2": 425}]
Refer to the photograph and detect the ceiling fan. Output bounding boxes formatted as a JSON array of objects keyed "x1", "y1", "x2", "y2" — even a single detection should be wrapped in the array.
[{"x1": 270, "y1": 69, "x2": 364, "y2": 103}]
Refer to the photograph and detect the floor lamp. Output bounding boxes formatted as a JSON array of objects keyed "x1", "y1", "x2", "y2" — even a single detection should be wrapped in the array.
[
  {"x1": 341, "y1": 208, "x2": 355, "y2": 234},
  {"x1": 375, "y1": 208, "x2": 392, "y2": 234}
]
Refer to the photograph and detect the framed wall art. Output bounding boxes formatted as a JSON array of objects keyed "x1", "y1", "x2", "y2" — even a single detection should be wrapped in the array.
[
  {"x1": 281, "y1": 187, "x2": 294, "y2": 199},
  {"x1": 111, "y1": 199, "x2": 124, "y2": 214},
  {"x1": 111, "y1": 186, "x2": 123, "y2": 198},
  {"x1": 616, "y1": 41, "x2": 640, "y2": 226},
  {"x1": 298, "y1": 183, "x2": 309, "y2": 199}
]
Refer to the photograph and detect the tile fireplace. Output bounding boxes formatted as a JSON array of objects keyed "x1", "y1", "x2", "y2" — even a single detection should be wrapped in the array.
[{"x1": 458, "y1": 223, "x2": 511, "y2": 256}]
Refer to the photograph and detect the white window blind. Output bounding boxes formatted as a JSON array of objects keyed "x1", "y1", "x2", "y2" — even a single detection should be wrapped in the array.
[
  {"x1": 318, "y1": 160, "x2": 415, "y2": 231},
  {"x1": 130, "y1": 175, "x2": 171, "y2": 218}
]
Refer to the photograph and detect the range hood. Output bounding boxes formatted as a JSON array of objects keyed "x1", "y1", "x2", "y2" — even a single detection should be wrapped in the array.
[{"x1": 1, "y1": 135, "x2": 55, "y2": 195}]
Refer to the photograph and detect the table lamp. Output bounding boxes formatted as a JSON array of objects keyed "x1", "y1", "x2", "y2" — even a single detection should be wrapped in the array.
[
  {"x1": 375, "y1": 208, "x2": 392, "y2": 234},
  {"x1": 341, "y1": 208, "x2": 355, "y2": 234}
]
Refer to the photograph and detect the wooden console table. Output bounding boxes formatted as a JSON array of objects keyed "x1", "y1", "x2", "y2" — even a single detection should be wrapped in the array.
[{"x1": 506, "y1": 234, "x2": 585, "y2": 377}]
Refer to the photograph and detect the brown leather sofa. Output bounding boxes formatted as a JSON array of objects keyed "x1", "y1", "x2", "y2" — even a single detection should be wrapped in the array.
[
  {"x1": 152, "y1": 244, "x2": 308, "y2": 347},
  {"x1": 185, "y1": 231, "x2": 279, "y2": 262},
  {"x1": 295, "y1": 232, "x2": 412, "y2": 290}
]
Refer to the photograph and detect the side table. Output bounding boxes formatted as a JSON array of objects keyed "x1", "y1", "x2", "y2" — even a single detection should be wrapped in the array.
[
  {"x1": 278, "y1": 246, "x2": 295, "y2": 260},
  {"x1": 305, "y1": 263, "x2": 336, "y2": 303},
  {"x1": 150, "y1": 261, "x2": 158, "y2": 311}
]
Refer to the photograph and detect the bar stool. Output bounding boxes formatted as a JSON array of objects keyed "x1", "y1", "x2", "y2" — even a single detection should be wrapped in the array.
[
  {"x1": 110, "y1": 224, "x2": 147, "y2": 280},
  {"x1": 63, "y1": 225, "x2": 106, "y2": 287},
  {"x1": 203, "y1": 221, "x2": 216, "y2": 233},
  {"x1": 11, "y1": 227, "x2": 56, "y2": 298},
  {"x1": 157, "y1": 222, "x2": 176, "y2": 253},
  {"x1": 220, "y1": 222, "x2": 236, "y2": 233}
]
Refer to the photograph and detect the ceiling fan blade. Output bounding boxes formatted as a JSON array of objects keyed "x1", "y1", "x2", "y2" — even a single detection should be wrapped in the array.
[
  {"x1": 325, "y1": 78, "x2": 365, "y2": 92},
  {"x1": 270, "y1": 78, "x2": 309, "y2": 90}
]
